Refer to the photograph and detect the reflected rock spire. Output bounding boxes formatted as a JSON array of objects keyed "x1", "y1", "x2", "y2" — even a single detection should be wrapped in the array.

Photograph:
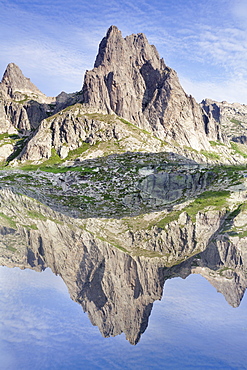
[{"x1": 0, "y1": 188, "x2": 247, "y2": 343}]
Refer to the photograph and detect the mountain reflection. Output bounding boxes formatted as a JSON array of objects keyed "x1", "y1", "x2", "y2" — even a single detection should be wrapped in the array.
[{"x1": 0, "y1": 188, "x2": 247, "y2": 344}]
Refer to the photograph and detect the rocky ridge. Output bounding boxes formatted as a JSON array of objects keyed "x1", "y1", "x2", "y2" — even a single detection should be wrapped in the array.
[
  {"x1": 1, "y1": 26, "x2": 246, "y2": 166},
  {"x1": 0, "y1": 63, "x2": 56, "y2": 133},
  {"x1": 0, "y1": 63, "x2": 49, "y2": 102}
]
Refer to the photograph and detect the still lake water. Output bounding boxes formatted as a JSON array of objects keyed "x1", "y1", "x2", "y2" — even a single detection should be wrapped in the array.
[{"x1": 0, "y1": 266, "x2": 246, "y2": 370}]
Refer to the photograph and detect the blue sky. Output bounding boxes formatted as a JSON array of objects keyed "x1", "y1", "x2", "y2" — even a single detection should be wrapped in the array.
[
  {"x1": 1, "y1": 0, "x2": 247, "y2": 103},
  {"x1": 1, "y1": 267, "x2": 247, "y2": 369}
]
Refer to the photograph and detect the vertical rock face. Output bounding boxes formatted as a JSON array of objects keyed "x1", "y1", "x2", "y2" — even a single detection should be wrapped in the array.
[
  {"x1": 0, "y1": 100, "x2": 32, "y2": 134},
  {"x1": 82, "y1": 26, "x2": 221, "y2": 150}
]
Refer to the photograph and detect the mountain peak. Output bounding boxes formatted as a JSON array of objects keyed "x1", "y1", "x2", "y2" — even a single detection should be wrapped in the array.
[
  {"x1": 0, "y1": 62, "x2": 45, "y2": 100},
  {"x1": 94, "y1": 26, "x2": 155, "y2": 69},
  {"x1": 94, "y1": 25, "x2": 124, "y2": 68},
  {"x1": 106, "y1": 25, "x2": 121, "y2": 37},
  {"x1": 82, "y1": 26, "x2": 223, "y2": 150},
  {"x1": 3, "y1": 62, "x2": 22, "y2": 76}
]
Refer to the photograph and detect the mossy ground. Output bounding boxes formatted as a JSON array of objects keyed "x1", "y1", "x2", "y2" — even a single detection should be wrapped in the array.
[{"x1": 0, "y1": 150, "x2": 246, "y2": 224}]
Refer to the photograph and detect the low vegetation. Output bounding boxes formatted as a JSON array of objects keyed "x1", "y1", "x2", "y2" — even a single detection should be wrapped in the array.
[{"x1": 230, "y1": 142, "x2": 247, "y2": 158}]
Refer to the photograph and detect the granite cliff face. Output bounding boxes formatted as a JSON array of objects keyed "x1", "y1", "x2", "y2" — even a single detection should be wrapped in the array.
[
  {"x1": 82, "y1": 26, "x2": 221, "y2": 150},
  {"x1": 0, "y1": 63, "x2": 82, "y2": 135}
]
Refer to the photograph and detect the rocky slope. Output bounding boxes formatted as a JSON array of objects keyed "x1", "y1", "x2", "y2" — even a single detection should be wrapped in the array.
[
  {"x1": 0, "y1": 152, "x2": 243, "y2": 219},
  {"x1": 0, "y1": 63, "x2": 81, "y2": 161}
]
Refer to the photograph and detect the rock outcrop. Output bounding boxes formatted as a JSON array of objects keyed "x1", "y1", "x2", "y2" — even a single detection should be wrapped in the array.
[
  {"x1": 201, "y1": 98, "x2": 247, "y2": 144},
  {"x1": 0, "y1": 63, "x2": 56, "y2": 136},
  {"x1": 0, "y1": 63, "x2": 49, "y2": 102},
  {"x1": 138, "y1": 170, "x2": 214, "y2": 205},
  {"x1": 82, "y1": 26, "x2": 223, "y2": 150},
  {"x1": 0, "y1": 64, "x2": 83, "y2": 139}
]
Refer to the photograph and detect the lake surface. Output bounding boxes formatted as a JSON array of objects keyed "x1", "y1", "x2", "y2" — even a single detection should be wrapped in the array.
[
  {"x1": 1, "y1": 185, "x2": 247, "y2": 369},
  {"x1": 0, "y1": 266, "x2": 246, "y2": 370}
]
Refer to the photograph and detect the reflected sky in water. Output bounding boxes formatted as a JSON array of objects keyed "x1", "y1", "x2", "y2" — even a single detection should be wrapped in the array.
[{"x1": 0, "y1": 266, "x2": 246, "y2": 369}]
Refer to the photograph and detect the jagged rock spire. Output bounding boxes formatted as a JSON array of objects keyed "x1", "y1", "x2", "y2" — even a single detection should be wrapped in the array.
[
  {"x1": 0, "y1": 62, "x2": 45, "y2": 100},
  {"x1": 82, "y1": 26, "x2": 220, "y2": 150}
]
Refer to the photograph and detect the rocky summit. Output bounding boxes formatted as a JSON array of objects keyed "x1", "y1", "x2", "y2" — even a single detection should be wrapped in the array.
[
  {"x1": 0, "y1": 26, "x2": 247, "y2": 165},
  {"x1": 0, "y1": 26, "x2": 247, "y2": 344},
  {"x1": 82, "y1": 26, "x2": 221, "y2": 149},
  {"x1": 0, "y1": 62, "x2": 47, "y2": 101}
]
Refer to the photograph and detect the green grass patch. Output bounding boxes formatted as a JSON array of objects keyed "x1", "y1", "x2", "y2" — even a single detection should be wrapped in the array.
[
  {"x1": 65, "y1": 142, "x2": 90, "y2": 160},
  {"x1": 211, "y1": 164, "x2": 247, "y2": 185},
  {"x1": 184, "y1": 190, "x2": 230, "y2": 221},
  {"x1": 0, "y1": 133, "x2": 10, "y2": 141},
  {"x1": 19, "y1": 162, "x2": 92, "y2": 174},
  {"x1": 96, "y1": 235, "x2": 129, "y2": 253},
  {"x1": 0, "y1": 133, "x2": 19, "y2": 141},
  {"x1": 230, "y1": 118, "x2": 242, "y2": 125},
  {"x1": 230, "y1": 142, "x2": 247, "y2": 158},
  {"x1": 209, "y1": 140, "x2": 225, "y2": 147},
  {"x1": 1, "y1": 173, "x2": 34, "y2": 182},
  {"x1": 157, "y1": 190, "x2": 230, "y2": 228},
  {"x1": 218, "y1": 267, "x2": 233, "y2": 276},
  {"x1": 27, "y1": 210, "x2": 47, "y2": 221},
  {"x1": 156, "y1": 211, "x2": 181, "y2": 228},
  {"x1": 236, "y1": 230, "x2": 247, "y2": 238},
  {"x1": 85, "y1": 112, "x2": 116, "y2": 123},
  {"x1": 184, "y1": 146, "x2": 199, "y2": 153},
  {"x1": 41, "y1": 148, "x2": 63, "y2": 166},
  {"x1": 62, "y1": 104, "x2": 75, "y2": 113},
  {"x1": 131, "y1": 247, "x2": 163, "y2": 258},
  {"x1": 200, "y1": 150, "x2": 220, "y2": 160},
  {"x1": 6, "y1": 245, "x2": 17, "y2": 252},
  {"x1": 22, "y1": 224, "x2": 39, "y2": 230},
  {"x1": 13, "y1": 94, "x2": 29, "y2": 104},
  {"x1": 0, "y1": 212, "x2": 17, "y2": 228}
]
